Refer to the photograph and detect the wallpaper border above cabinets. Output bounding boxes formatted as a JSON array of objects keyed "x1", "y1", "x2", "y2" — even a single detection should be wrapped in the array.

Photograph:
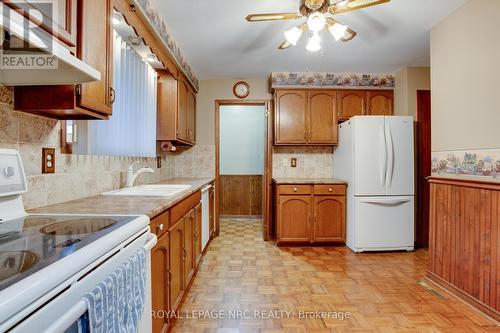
[
  {"x1": 432, "y1": 148, "x2": 500, "y2": 181},
  {"x1": 271, "y1": 72, "x2": 395, "y2": 90},
  {"x1": 134, "y1": 0, "x2": 199, "y2": 91}
]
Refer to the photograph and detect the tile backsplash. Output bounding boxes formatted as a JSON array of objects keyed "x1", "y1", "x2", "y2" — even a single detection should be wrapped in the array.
[
  {"x1": 0, "y1": 85, "x2": 214, "y2": 210},
  {"x1": 272, "y1": 146, "x2": 334, "y2": 179}
]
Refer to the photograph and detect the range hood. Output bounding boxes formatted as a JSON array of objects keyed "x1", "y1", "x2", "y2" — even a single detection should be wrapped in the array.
[{"x1": 0, "y1": 3, "x2": 100, "y2": 86}]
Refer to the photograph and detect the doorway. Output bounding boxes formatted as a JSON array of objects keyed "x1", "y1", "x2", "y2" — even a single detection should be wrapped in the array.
[
  {"x1": 416, "y1": 90, "x2": 431, "y2": 248},
  {"x1": 215, "y1": 100, "x2": 273, "y2": 240}
]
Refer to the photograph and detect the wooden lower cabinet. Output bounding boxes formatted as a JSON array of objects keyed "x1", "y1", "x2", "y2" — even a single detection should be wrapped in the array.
[
  {"x1": 168, "y1": 219, "x2": 185, "y2": 314},
  {"x1": 183, "y1": 211, "x2": 195, "y2": 285},
  {"x1": 275, "y1": 183, "x2": 346, "y2": 244},
  {"x1": 209, "y1": 186, "x2": 215, "y2": 237},
  {"x1": 194, "y1": 203, "x2": 202, "y2": 265},
  {"x1": 151, "y1": 233, "x2": 169, "y2": 333}
]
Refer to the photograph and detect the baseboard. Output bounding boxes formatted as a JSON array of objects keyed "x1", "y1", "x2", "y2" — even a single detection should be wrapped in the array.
[{"x1": 424, "y1": 272, "x2": 500, "y2": 324}]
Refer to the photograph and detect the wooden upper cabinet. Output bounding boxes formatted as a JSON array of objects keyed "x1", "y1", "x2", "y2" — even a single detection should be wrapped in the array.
[
  {"x1": 13, "y1": 0, "x2": 113, "y2": 119},
  {"x1": 277, "y1": 195, "x2": 311, "y2": 243},
  {"x1": 157, "y1": 71, "x2": 197, "y2": 146},
  {"x1": 77, "y1": 0, "x2": 113, "y2": 115},
  {"x1": 5, "y1": 0, "x2": 78, "y2": 47},
  {"x1": 177, "y1": 78, "x2": 189, "y2": 142},
  {"x1": 168, "y1": 219, "x2": 185, "y2": 313},
  {"x1": 187, "y1": 89, "x2": 196, "y2": 144},
  {"x1": 151, "y1": 233, "x2": 169, "y2": 333},
  {"x1": 275, "y1": 90, "x2": 308, "y2": 144},
  {"x1": 337, "y1": 90, "x2": 366, "y2": 121},
  {"x1": 307, "y1": 90, "x2": 338, "y2": 145},
  {"x1": 367, "y1": 90, "x2": 394, "y2": 116},
  {"x1": 313, "y1": 196, "x2": 345, "y2": 242}
]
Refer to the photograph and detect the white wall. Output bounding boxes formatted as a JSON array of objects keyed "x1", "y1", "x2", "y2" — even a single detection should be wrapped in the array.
[
  {"x1": 431, "y1": 0, "x2": 500, "y2": 151},
  {"x1": 219, "y1": 105, "x2": 265, "y2": 175}
]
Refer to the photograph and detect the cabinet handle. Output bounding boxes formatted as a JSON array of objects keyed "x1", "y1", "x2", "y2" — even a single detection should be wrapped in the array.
[
  {"x1": 157, "y1": 224, "x2": 164, "y2": 233},
  {"x1": 293, "y1": 187, "x2": 298, "y2": 192},
  {"x1": 328, "y1": 188, "x2": 333, "y2": 192},
  {"x1": 110, "y1": 87, "x2": 116, "y2": 105},
  {"x1": 166, "y1": 269, "x2": 172, "y2": 283}
]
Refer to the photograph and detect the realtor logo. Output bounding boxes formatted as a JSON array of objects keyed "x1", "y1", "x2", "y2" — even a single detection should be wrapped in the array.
[{"x1": 0, "y1": 1, "x2": 59, "y2": 69}]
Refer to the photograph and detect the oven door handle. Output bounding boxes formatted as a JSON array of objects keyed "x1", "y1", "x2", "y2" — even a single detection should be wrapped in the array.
[
  {"x1": 43, "y1": 300, "x2": 87, "y2": 333},
  {"x1": 143, "y1": 232, "x2": 157, "y2": 251}
]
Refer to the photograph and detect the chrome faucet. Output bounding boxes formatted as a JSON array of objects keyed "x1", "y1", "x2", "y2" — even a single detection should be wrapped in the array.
[{"x1": 125, "y1": 162, "x2": 154, "y2": 187}]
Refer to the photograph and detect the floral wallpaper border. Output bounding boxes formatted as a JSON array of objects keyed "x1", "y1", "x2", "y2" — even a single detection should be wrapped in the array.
[
  {"x1": 135, "y1": 0, "x2": 199, "y2": 91},
  {"x1": 271, "y1": 72, "x2": 395, "y2": 89},
  {"x1": 432, "y1": 148, "x2": 500, "y2": 180}
]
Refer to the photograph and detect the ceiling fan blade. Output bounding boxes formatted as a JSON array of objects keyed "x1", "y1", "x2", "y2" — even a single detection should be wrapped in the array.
[
  {"x1": 246, "y1": 13, "x2": 303, "y2": 22},
  {"x1": 326, "y1": 17, "x2": 357, "y2": 42},
  {"x1": 329, "y1": 0, "x2": 390, "y2": 14}
]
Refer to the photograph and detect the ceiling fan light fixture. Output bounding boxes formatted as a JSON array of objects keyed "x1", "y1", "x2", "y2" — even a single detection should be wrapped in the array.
[
  {"x1": 329, "y1": 22, "x2": 348, "y2": 41},
  {"x1": 284, "y1": 26, "x2": 303, "y2": 45},
  {"x1": 307, "y1": 12, "x2": 326, "y2": 32},
  {"x1": 306, "y1": 32, "x2": 322, "y2": 52}
]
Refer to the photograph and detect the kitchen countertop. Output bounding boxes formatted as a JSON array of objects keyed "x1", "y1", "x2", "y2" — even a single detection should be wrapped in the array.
[
  {"x1": 28, "y1": 178, "x2": 215, "y2": 219},
  {"x1": 272, "y1": 178, "x2": 348, "y2": 185}
]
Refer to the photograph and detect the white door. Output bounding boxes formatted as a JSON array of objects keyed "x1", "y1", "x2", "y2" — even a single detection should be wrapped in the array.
[
  {"x1": 353, "y1": 196, "x2": 414, "y2": 250},
  {"x1": 385, "y1": 117, "x2": 414, "y2": 196},
  {"x1": 353, "y1": 116, "x2": 387, "y2": 196}
]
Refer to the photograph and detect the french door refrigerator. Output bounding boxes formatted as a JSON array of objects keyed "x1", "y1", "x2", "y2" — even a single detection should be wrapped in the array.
[{"x1": 334, "y1": 116, "x2": 414, "y2": 252}]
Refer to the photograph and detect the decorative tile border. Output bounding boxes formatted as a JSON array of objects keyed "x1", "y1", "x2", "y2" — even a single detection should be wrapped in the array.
[
  {"x1": 271, "y1": 72, "x2": 395, "y2": 89},
  {"x1": 134, "y1": 0, "x2": 199, "y2": 91},
  {"x1": 432, "y1": 149, "x2": 500, "y2": 180}
]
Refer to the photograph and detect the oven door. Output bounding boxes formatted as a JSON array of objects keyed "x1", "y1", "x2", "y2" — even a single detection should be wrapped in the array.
[{"x1": 11, "y1": 230, "x2": 156, "y2": 333}]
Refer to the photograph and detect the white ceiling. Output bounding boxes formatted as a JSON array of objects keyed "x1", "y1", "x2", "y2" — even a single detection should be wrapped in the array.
[{"x1": 150, "y1": 0, "x2": 466, "y2": 79}]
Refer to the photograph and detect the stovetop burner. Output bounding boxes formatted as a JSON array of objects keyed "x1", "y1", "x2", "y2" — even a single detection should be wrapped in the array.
[{"x1": 39, "y1": 218, "x2": 117, "y2": 236}]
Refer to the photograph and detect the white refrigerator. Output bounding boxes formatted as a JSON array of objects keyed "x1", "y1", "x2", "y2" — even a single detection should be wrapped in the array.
[{"x1": 334, "y1": 116, "x2": 414, "y2": 252}]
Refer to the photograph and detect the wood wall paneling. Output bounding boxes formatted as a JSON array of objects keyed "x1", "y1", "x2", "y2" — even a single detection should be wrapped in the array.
[
  {"x1": 427, "y1": 177, "x2": 500, "y2": 321},
  {"x1": 220, "y1": 175, "x2": 262, "y2": 216}
]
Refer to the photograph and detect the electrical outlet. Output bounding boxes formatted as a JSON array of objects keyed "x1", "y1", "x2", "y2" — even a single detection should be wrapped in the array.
[
  {"x1": 291, "y1": 157, "x2": 297, "y2": 168},
  {"x1": 156, "y1": 156, "x2": 162, "y2": 169},
  {"x1": 42, "y1": 148, "x2": 55, "y2": 174}
]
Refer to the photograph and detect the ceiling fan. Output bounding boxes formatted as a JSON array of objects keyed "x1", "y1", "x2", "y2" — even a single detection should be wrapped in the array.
[{"x1": 246, "y1": 0, "x2": 390, "y2": 51}]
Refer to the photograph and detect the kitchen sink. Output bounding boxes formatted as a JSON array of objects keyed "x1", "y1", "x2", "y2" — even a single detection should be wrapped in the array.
[{"x1": 101, "y1": 184, "x2": 192, "y2": 197}]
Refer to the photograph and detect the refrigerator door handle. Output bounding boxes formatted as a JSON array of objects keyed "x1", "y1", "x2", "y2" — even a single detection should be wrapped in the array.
[
  {"x1": 363, "y1": 199, "x2": 411, "y2": 206},
  {"x1": 379, "y1": 125, "x2": 387, "y2": 187},
  {"x1": 385, "y1": 123, "x2": 395, "y2": 188}
]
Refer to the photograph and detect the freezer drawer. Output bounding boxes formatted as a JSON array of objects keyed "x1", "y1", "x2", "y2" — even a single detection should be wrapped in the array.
[{"x1": 352, "y1": 196, "x2": 414, "y2": 252}]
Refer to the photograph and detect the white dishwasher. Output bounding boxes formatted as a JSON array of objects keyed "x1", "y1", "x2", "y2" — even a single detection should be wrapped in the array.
[{"x1": 201, "y1": 184, "x2": 212, "y2": 250}]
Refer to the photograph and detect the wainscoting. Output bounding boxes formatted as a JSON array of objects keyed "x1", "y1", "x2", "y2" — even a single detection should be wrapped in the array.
[
  {"x1": 426, "y1": 177, "x2": 499, "y2": 322},
  {"x1": 220, "y1": 175, "x2": 262, "y2": 216}
]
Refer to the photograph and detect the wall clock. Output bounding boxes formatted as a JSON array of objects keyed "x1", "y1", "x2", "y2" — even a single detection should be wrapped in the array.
[{"x1": 233, "y1": 81, "x2": 250, "y2": 99}]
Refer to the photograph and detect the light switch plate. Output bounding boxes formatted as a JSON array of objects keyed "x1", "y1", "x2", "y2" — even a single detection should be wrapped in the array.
[{"x1": 42, "y1": 148, "x2": 55, "y2": 174}]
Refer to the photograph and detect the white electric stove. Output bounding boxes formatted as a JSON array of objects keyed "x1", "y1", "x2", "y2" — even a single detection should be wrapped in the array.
[{"x1": 0, "y1": 149, "x2": 157, "y2": 333}]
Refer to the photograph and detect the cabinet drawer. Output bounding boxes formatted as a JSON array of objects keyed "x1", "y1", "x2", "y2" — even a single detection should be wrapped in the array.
[
  {"x1": 170, "y1": 190, "x2": 201, "y2": 226},
  {"x1": 151, "y1": 210, "x2": 169, "y2": 237},
  {"x1": 278, "y1": 185, "x2": 311, "y2": 195},
  {"x1": 313, "y1": 185, "x2": 346, "y2": 196}
]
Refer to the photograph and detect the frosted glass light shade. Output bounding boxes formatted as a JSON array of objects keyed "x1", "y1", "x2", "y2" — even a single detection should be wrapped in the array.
[
  {"x1": 306, "y1": 32, "x2": 321, "y2": 52},
  {"x1": 284, "y1": 27, "x2": 303, "y2": 45},
  {"x1": 307, "y1": 12, "x2": 326, "y2": 32},
  {"x1": 329, "y1": 23, "x2": 348, "y2": 41}
]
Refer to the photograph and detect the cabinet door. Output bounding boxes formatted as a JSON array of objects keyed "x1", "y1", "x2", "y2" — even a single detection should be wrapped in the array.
[
  {"x1": 151, "y1": 233, "x2": 169, "y2": 333},
  {"x1": 275, "y1": 90, "x2": 307, "y2": 144},
  {"x1": 177, "y1": 78, "x2": 189, "y2": 142},
  {"x1": 187, "y1": 89, "x2": 196, "y2": 144},
  {"x1": 209, "y1": 188, "x2": 215, "y2": 237},
  {"x1": 313, "y1": 196, "x2": 345, "y2": 242},
  {"x1": 183, "y1": 211, "x2": 195, "y2": 286},
  {"x1": 157, "y1": 71, "x2": 178, "y2": 141},
  {"x1": 307, "y1": 90, "x2": 338, "y2": 144},
  {"x1": 5, "y1": 0, "x2": 77, "y2": 47},
  {"x1": 277, "y1": 195, "x2": 312, "y2": 243},
  {"x1": 337, "y1": 90, "x2": 366, "y2": 121},
  {"x1": 194, "y1": 203, "x2": 202, "y2": 265},
  {"x1": 77, "y1": 0, "x2": 113, "y2": 115},
  {"x1": 169, "y1": 219, "x2": 185, "y2": 312},
  {"x1": 367, "y1": 90, "x2": 393, "y2": 116}
]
